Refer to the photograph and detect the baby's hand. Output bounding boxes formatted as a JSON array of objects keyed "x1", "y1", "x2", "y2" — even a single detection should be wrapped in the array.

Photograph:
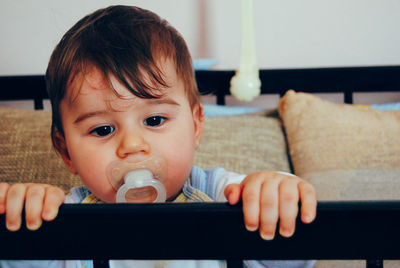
[
  {"x1": 224, "y1": 171, "x2": 316, "y2": 240},
  {"x1": 0, "y1": 182, "x2": 65, "y2": 231}
]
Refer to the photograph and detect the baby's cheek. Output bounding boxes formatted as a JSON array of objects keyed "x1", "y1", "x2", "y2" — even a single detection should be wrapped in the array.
[
  {"x1": 165, "y1": 161, "x2": 193, "y2": 198},
  {"x1": 79, "y1": 170, "x2": 115, "y2": 203},
  {"x1": 89, "y1": 181, "x2": 116, "y2": 203},
  {"x1": 98, "y1": 188, "x2": 117, "y2": 203}
]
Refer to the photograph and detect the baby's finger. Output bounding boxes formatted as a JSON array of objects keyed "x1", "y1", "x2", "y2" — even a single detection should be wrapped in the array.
[
  {"x1": 5, "y1": 184, "x2": 27, "y2": 231},
  {"x1": 224, "y1": 184, "x2": 242, "y2": 205},
  {"x1": 278, "y1": 179, "x2": 299, "y2": 238},
  {"x1": 42, "y1": 186, "x2": 65, "y2": 221},
  {"x1": 259, "y1": 177, "x2": 280, "y2": 240},
  {"x1": 0, "y1": 182, "x2": 10, "y2": 214},
  {"x1": 298, "y1": 181, "x2": 317, "y2": 223},
  {"x1": 25, "y1": 185, "x2": 45, "y2": 230},
  {"x1": 241, "y1": 175, "x2": 263, "y2": 232}
]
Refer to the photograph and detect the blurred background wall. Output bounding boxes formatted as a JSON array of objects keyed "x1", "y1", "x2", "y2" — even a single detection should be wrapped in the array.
[
  {"x1": 1, "y1": 0, "x2": 399, "y2": 106},
  {"x1": 1, "y1": 0, "x2": 400, "y2": 75}
]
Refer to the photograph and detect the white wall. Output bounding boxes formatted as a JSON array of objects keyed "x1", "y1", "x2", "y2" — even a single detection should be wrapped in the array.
[
  {"x1": 1, "y1": 0, "x2": 400, "y2": 75},
  {"x1": 209, "y1": 0, "x2": 400, "y2": 69},
  {"x1": 0, "y1": 0, "x2": 199, "y2": 75}
]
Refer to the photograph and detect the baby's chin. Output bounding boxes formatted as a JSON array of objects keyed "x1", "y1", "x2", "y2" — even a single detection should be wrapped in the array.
[
  {"x1": 96, "y1": 189, "x2": 119, "y2": 203},
  {"x1": 166, "y1": 189, "x2": 183, "y2": 202}
]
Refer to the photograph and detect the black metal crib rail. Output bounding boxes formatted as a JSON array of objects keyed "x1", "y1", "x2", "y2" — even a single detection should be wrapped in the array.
[
  {"x1": 196, "y1": 65, "x2": 400, "y2": 104},
  {"x1": 1, "y1": 65, "x2": 400, "y2": 109},
  {"x1": 1, "y1": 201, "x2": 400, "y2": 268}
]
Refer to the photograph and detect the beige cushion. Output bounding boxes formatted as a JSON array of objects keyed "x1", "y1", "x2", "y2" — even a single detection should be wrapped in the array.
[
  {"x1": 0, "y1": 107, "x2": 81, "y2": 192},
  {"x1": 278, "y1": 90, "x2": 400, "y2": 200},
  {"x1": 0, "y1": 107, "x2": 291, "y2": 192},
  {"x1": 194, "y1": 110, "x2": 291, "y2": 174}
]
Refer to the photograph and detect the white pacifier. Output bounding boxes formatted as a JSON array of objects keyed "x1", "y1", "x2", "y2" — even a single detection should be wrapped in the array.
[
  {"x1": 107, "y1": 156, "x2": 167, "y2": 203},
  {"x1": 116, "y1": 168, "x2": 166, "y2": 203}
]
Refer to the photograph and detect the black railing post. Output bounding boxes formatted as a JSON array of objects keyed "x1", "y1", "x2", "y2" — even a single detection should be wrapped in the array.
[
  {"x1": 93, "y1": 259, "x2": 110, "y2": 268},
  {"x1": 344, "y1": 90, "x2": 353, "y2": 104},
  {"x1": 216, "y1": 92, "x2": 226, "y2": 105},
  {"x1": 366, "y1": 259, "x2": 383, "y2": 268},
  {"x1": 227, "y1": 259, "x2": 243, "y2": 268}
]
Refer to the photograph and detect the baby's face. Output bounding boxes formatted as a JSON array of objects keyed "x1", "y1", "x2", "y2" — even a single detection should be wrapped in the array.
[{"x1": 57, "y1": 60, "x2": 203, "y2": 202}]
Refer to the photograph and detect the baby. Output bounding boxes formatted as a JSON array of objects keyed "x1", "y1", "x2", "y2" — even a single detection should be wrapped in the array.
[{"x1": 0, "y1": 5, "x2": 316, "y2": 268}]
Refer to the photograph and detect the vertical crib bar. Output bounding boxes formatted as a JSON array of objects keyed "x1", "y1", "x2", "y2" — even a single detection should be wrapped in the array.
[
  {"x1": 216, "y1": 92, "x2": 226, "y2": 105},
  {"x1": 344, "y1": 90, "x2": 353, "y2": 104},
  {"x1": 33, "y1": 96, "x2": 44, "y2": 110},
  {"x1": 227, "y1": 259, "x2": 243, "y2": 268},
  {"x1": 93, "y1": 259, "x2": 110, "y2": 268},
  {"x1": 366, "y1": 259, "x2": 383, "y2": 268}
]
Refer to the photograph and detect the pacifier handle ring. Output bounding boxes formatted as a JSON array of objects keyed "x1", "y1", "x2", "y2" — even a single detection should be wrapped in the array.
[{"x1": 116, "y1": 177, "x2": 167, "y2": 203}]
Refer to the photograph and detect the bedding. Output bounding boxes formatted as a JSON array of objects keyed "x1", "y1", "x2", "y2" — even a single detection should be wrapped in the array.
[
  {"x1": 371, "y1": 102, "x2": 400, "y2": 111},
  {"x1": 0, "y1": 106, "x2": 291, "y2": 192},
  {"x1": 195, "y1": 109, "x2": 291, "y2": 175},
  {"x1": 203, "y1": 103, "x2": 263, "y2": 117},
  {"x1": 0, "y1": 107, "x2": 80, "y2": 191},
  {"x1": 278, "y1": 90, "x2": 400, "y2": 201}
]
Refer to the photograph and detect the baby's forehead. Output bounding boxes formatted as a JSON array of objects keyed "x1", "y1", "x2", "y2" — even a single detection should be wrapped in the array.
[
  {"x1": 66, "y1": 66, "x2": 173, "y2": 105},
  {"x1": 64, "y1": 56, "x2": 187, "y2": 107},
  {"x1": 82, "y1": 67, "x2": 108, "y2": 90},
  {"x1": 65, "y1": 67, "x2": 108, "y2": 103}
]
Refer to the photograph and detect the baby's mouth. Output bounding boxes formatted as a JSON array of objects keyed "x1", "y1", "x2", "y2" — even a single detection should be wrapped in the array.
[
  {"x1": 106, "y1": 156, "x2": 168, "y2": 203},
  {"x1": 107, "y1": 156, "x2": 167, "y2": 191}
]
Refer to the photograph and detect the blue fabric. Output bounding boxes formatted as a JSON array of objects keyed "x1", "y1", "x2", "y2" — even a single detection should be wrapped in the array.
[
  {"x1": 203, "y1": 104, "x2": 263, "y2": 117},
  {"x1": 185, "y1": 166, "x2": 228, "y2": 201},
  {"x1": 193, "y1": 59, "x2": 219, "y2": 70},
  {"x1": 371, "y1": 102, "x2": 400, "y2": 110},
  {"x1": 203, "y1": 101, "x2": 400, "y2": 117}
]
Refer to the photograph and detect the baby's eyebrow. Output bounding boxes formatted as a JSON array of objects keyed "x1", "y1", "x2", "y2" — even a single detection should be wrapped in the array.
[
  {"x1": 73, "y1": 98, "x2": 180, "y2": 124},
  {"x1": 74, "y1": 111, "x2": 107, "y2": 124},
  {"x1": 146, "y1": 98, "x2": 180, "y2": 106}
]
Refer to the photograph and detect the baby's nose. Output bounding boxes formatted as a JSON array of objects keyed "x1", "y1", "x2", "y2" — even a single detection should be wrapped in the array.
[{"x1": 116, "y1": 132, "x2": 151, "y2": 158}]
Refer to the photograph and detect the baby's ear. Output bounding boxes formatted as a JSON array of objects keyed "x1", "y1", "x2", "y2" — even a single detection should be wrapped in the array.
[
  {"x1": 53, "y1": 131, "x2": 77, "y2": 174},
  {"x1": 192, "y1": 103, "x2": 204, "y2": 148}
]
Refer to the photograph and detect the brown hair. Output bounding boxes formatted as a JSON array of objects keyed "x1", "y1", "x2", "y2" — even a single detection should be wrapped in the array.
[{"x1": 46, "y1": 5, "x2": 199, "y2": 147}]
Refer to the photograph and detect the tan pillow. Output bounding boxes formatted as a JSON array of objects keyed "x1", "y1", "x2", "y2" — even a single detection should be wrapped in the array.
[
  {"x1": 278, "y1": 90, "x2": 400, "y2": 200},
  {"x1": 194, "y1": 110, "x2": 291, "y2": 175},
  {"x1": 0, "y1": 107, "x2": 81, "y2": 192}
]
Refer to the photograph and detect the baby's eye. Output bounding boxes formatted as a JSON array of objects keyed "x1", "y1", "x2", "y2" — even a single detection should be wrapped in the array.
[
  {"x1": 90, "y1": 125, "x2": 115, "y2": 137},
  {"x1": 144, "y1": 116, "x2": 166, "y2": 127}
]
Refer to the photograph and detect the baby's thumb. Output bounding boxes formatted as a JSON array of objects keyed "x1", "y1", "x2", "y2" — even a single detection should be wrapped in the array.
[{"x1": 224, "y1": 184, "x2": 242, "y2": 205}]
